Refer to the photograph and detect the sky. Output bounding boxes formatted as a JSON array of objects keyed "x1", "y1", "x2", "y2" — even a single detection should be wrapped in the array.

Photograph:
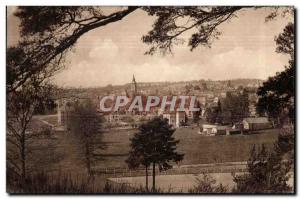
[{"x1": 7, "y1": 7, "x2": 292, "y2": 88}]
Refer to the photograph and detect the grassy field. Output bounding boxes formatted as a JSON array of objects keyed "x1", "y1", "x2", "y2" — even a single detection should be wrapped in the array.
[
  {"x1": 26, "y1": 123, "x2": 280, "y2": 172},
  {"x1": 94, "y1": 127, "x2": 280, "y2": 169},
  {"x1": 17, "y1": 114, "x2": 281, "y2": 174},
  {"x1": 7, "y1": 118, "x2": 281, "y2": 192}
]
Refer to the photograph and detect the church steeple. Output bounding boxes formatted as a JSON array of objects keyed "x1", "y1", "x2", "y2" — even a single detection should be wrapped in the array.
[{"x1": 131, "y1": 74, "x2": 137, "y2": 95}]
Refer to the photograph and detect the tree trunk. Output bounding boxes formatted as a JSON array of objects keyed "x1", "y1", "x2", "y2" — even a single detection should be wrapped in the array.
[
  {"x1": 145, "y1": 166, "x2": 148, "y2": 191},
  {"x1": 152, "y1": 162, "x2": 155, "y2": 192},
  {"x1": 85, "y1": 140, "x2": 91, "y2": 175},
  {"x1": 21, "y1": 130, "x2": 26, "y2": 185}
]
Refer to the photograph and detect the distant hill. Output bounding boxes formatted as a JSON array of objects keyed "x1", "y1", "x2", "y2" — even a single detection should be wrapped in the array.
[{"x1": 56, "y1": 78, "x2": 264, "y2": 98}]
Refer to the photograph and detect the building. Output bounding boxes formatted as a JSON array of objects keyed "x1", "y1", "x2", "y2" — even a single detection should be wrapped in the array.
[
  {"x1": 214, "y1": 126, "x2": 231, "y2": 136},
  {"x1": 163, "y1": 111, "x2": 186, "y2": 128},
  {"x1": 199, "y1": 124, "x2": 217, "y2": 136},
  {"x1": 56, "y1": 99, "x2": 73, "y2": 127},
  {"x1": 199, "y1": 124, "x2": 231, "y2": 136},
  {"x1": 242, "y1": 117, "x2": 272, "y2": 131},
  {"x1": 131, "y1": 74, "x2": 138, "y2": 95}
]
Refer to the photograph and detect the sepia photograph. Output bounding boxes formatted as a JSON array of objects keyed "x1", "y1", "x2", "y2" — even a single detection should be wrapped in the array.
[{"x1": 6, "y1": 5, "x2": 295, "y2": 194}]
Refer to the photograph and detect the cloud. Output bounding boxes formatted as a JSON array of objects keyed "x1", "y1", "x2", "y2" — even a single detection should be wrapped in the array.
[
  {"x1": 54, "y1": 40, "x2": 289, "y2": 87},
  {"x1": 88, "y1": 39, "x2": 120, "y2": 59},
  {"x1": 52, "y1": 7, "x2": 292, "y2": 87},
  {"x1": 207, "y1": 47, "x2": 289, "y2": 80}
]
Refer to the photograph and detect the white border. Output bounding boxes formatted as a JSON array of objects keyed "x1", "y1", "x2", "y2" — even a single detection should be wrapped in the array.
[{"x1": 1, "y1": 1, "x2": 298, "y2": 199}]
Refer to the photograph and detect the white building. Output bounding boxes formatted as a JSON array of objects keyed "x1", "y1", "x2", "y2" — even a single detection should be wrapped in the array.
[
  {"x1": 242, "y1": 117, "x2": 272, "y2": 131},
  {"x1": 163, "y1": 111, "x2": 186, "y2": 128}
]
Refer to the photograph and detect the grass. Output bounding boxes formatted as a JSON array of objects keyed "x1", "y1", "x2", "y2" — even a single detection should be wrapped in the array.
[
  {"x1": 175, "y1": 128, "x2": 280, "y2": 165},
  {"x1": 94, "y1": 127, "x2": 280, "y2": 168},
  {"x1": 25, "y1": 121, "x2": 280, "y2": 171},
  {"x1": 7, "y1": 117, "x2": 281, "y2": 193}
]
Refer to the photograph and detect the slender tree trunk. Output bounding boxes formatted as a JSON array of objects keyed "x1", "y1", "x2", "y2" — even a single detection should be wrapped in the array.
[
  {"x1": 85, "y1": 139, "x2": 91, "y2": 175},
  {"x1": 21, "y1": 130, "x2": 26, "y2": 185},
  {"x1": 145, "y1": 165, "x2": 148, "y2": 191},
  {"x1": 152, "y1": 162, "x2": 155, "y2": 192}
]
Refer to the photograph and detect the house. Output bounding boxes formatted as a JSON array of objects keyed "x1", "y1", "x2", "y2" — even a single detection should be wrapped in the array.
[
  {"x1": 242, "y1": 117, "x2": 272, "y2": 131},
  {"x1": 232, "y1": 122, "x2": 244, "y2": 130},
  {"x1": 199, "y1": 124, "x2": 217, "y2": 136},
  {"x1": 213, "y1": 126, "x2": 231, "y2": 136},
  {"x1": 199, "y1": 124, "x2": 231, "y2": 136},
  {"x1": 163, "y1": 111, "x2": 186, "y2": 128}
]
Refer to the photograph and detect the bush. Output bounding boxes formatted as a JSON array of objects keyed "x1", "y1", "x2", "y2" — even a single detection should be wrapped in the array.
[
  {"x1": 188, "y1": 173, "x2": 228, "y2": 193},
  {"x1": 232, "y1": 133, "x2": 294, "y2": 193}
]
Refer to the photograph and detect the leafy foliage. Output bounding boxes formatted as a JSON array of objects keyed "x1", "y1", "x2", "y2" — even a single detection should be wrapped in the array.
[
  {"x1": 142, "y1": 6, "x2": 243, "y2": 54},
  {"x1": 126, "y1": 117, "x2": 184, "y2": 190},
  {"x1": 206, "y1": 92, "x2": 249, "y2": 124},
  {"x1": 7, "y1": 80, "x2": 54, "y2": 183},
  {"x1": 233, "y1": 133, "x2": 294, "y2": 193},
  {"x1": 67, "y1": 99, "x2": 104, "y2": 175},
  {"x1": 256, "y1": 23, "x2": 294, "y2": 125},
  {"x1": 189, "y1": 174, "x2": 228, "y2": 193},
  {"x1": 9, "y1": 6, "x2": 138, "y2": 93},
  {"x1": 275, "y1": 22, "x2": 294, "y2": 56}
]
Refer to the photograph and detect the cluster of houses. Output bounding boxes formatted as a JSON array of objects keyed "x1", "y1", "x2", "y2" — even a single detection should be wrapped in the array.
[
  {"x1": 98, "y1": 96, "x2": 194, "y2": 129},
  {"x1": 95, "y1": 75, "x2": 198, "y2": 128},
  {"x1": 56, "y1": 75, "x2": 268, "y2": 131},
  {"x1": 199, "y1": 117, "x2": 273, "y2": 136}
]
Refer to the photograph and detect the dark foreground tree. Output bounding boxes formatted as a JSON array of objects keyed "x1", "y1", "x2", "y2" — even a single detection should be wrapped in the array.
[
  {"x1": 233, "y1": 133, "x2": 294, "y2": 193},
  {"x1": 7, "y1": 80, "x2": 53, "y2": 186},
  {"x1": 126, "y1": 117, "x2": 184, "y2": 191},
  {"x1": 8, "y1": 7, "x2": 138, "y2": 93},
  {"x1": 142, "y1": 6, "x2": 243, "y2": 54},
  {"x1": 126, "y1": 132, "x2": 151, "y2": 191},
  {"x1": 256, "y1": 22, "x2": 294, "y2": 126},
  {"x1": 7, "y1": 28, "x2": 61, "y2": 189}
]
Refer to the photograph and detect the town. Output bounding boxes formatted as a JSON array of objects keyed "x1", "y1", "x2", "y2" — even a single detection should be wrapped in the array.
[{"x1": 56, "y1": 75, "x2": 278, "y2": 135}]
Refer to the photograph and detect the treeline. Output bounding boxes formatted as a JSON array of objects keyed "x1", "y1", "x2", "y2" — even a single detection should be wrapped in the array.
[{"x1": 205, "y1": 91, "x2": 249, "y2": 124}]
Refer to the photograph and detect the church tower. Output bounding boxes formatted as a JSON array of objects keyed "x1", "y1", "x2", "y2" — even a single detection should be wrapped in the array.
[{"x1": 131, "y1": 74, "x2": 137, "y2": 95}]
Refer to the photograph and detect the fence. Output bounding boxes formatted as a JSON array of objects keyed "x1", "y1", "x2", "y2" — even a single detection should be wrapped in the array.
[{"x1": 93, "y1": 162, "x2": 248, "y2": 178}]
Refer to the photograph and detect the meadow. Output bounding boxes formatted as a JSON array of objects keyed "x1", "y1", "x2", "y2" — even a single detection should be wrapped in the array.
[
  {"x1": 8, "y1": 117, "x2": 282, "y2": 193},
  {"x1": 94, "y1": 127, "x2": 280, "y2": 168},
  {"x1": 26, "y1": 121, "x2": 280, "y2": 173}
]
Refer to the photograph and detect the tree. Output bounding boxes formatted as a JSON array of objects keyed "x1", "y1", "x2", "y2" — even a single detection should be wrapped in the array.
[
  {"x1": 205, "y1": 94, "x2": 248, "y2": 125},
  {"x1": 9, "y1": 7, "x2": 138, "y2": 93},
  {"x1": 256, "y1": 23, "x2": 294, "y2": 126},
  {"x1": 275, "y1": 22, "x2": 294, "y2": 57},
  {"x1": 221, "y1": 91, "x2": 249, "y2": 123},
  {"x1": 126, "y1": 117, "x2": 184, "y2": 191},
  {"x1": 193, "y1": 100, "x2": 202, "y2": 123},
  {"x1": 7, "y1": 31, "x2": 62, "y2": 189},
  {"x1": 205, "y1": 107, "x2": 217, "y2": 124},
  {"x1": 7, "y1": 80, "x2": 53, "y2": 185},
  {"x1": 67, "y1": 99, "x2": 104, "y2": 176},
  {"x1": 215, "y1": 100, "x2": 222, "y2": 124},
  {"x1": 142, "y1": 6, "x2": 243, "y2": 54},
  {"x1": 189, "y1": 173, "x2": 227, "y2": 193},
  {"x1": 33, "y1": 98, "x2": 57, "y2": 115},
  {"x1": 233, "y1": 133, "x2": 294, "y2": 193},
  {"x1": 126, "y1": 130, "x2": 151, "y2": 191}
]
